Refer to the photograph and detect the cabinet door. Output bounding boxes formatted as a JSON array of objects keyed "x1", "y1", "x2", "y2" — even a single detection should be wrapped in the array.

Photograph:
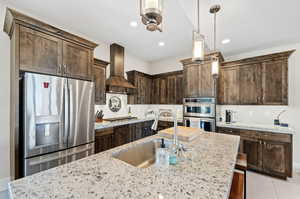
[
  {"x1": 152, "y1": 78, "x2": 160, "y2": 104},
  {"x1": 159, "y1": 78, "x2": 168, "y2": 104},
  {"x1": 63, "y1": 41, "x2": 92, "y2": 80},
  {"x1": 262, "y1": 60, "x2": 288, "y2": 105},
  {"x1": 243, "y1": 139, "x2": 261, "y2": 170},
  {"x1": 114, "y1": 125, "x2": 130, "y2": 147},
  {"x1": 262, "y1": 141, "x2": 289, "y2": 177},
  {"x1": 239, "y1": 64, "x2": 262, "y2": 104},
  {"x1": 94, "y1": 66, "x2": 106, "y2": 105},
  {"x1": 95, "y1": 129, "x2": 115, "y2": 153},
  {"x1": 145, "y1": 77, "x2": 153, "y2": 104},
  {"x1": 184, "y1": 65, "x2": 200, "y2": 97},
  {"x1": 176, "y1": 74, "x2": 184, "y2": 104},
  {"x1": 200, "y1": 63, "x2": 215, "y2": 97},
  {"x1": 167, "y1": 75, "x2": 176, "y2": 104},
  {"x1": 218, "y1": 67, "x2": 240, "y2": 104},
  {"x1": 19, "y1": 26, "x2": 63, "y2": 75}
]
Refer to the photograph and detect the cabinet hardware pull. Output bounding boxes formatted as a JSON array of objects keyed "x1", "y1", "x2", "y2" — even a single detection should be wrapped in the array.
[
  {"x1": 58, "y1": 65, "x2": 61, "y2": 73},
  {"x1": 63, "y1": 64, "x2": 67, "y2": 74}
]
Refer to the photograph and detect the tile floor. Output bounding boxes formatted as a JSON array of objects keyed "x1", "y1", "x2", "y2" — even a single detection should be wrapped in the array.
[
  {"x1": 0, "y1": 171, "x2": 299, "y2": 199},
  {"x1": 247, "y1": 170, "x2": 300, "y2": 199}
]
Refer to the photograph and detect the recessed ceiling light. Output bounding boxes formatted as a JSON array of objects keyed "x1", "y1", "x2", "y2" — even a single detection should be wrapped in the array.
[
  {"x1": 130, "y1": 21, "x2": 138, "y2": 27},
  {"x1": 222, "y1": 39, "x2": 231, "y2": 44},
  {"x1": 158, "y1": 42, "x2": 165, "y2": 47}
]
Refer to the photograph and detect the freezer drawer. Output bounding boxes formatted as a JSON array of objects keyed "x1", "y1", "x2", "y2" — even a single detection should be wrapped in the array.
[{"x1": 24, "y1": 143, "x2": 94, "y2": 176}]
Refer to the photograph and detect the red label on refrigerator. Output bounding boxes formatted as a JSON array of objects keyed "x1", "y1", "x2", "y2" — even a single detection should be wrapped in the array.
[{"x1": 43, "y1": 82, "x2": 49, "y2": 88}]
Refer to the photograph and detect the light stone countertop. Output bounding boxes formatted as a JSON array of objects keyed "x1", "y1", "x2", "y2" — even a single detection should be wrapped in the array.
[
  {"x1": 95, "y1": 117, "x2": 155, "y2": 130},
  {"x1": 94, "y1": 117, "x2": 184, "y2": 131},
  {"x1": 9, "y1": 132, "x2": 240, "y2": 199},
  {"x1": 217, "y1": 122, "x2": 295, "y2": 134}
]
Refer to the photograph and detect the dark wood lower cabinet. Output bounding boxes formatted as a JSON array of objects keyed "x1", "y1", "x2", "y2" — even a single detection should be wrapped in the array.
[
  {"x1": 95, "y1": 121, "x2": 154, "y2": 153},
  {"x1": 217, "y1": 127, "x2": 293, "y2": 179},
  {"x1": 243, "y1": 139, "x2": 261, "y2": 170},
  {"x1": 114, "y1": 125, "x2": 130, "y2": 147},
  {"x1": 262, "y1": 141, "x2": 290, "y2": 178},
  {"x1": 95, "y1": 128, "x2": 115, "y2": 153}
]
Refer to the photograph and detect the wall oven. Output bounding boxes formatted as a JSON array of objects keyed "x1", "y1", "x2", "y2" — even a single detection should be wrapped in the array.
[
  {"x1": 183, "y1": 97, "x2": 216, "y2": 132},
  {"x1": 183, "y1": 98, "x2": 215, "y2": 118},
  {"x1": 184, "y1": 117, "x2": 216, "y2": 132}
]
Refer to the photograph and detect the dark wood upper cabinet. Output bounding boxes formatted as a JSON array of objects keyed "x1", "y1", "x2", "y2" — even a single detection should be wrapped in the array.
[
  {"x1": 93, "y1": 58, "x2": 109, "y2": 105},
  {"x1": 152, "y1": 78, "x2": 160, "y2": 104},
  {"x1": 127, "y1": 71, "x2": 153, "y2": 104},
  {"x1": 218, "y1": 66, "x2": 240, "y2": 105},
  {"x1": 262, "y1": 59, "x2": 288, "y2": 105},
  {"x1": 63, "y1": 41, "x2": 93, "y2": 80},
  {"x1": 175, "y1": 74, "x2": 184, "y2": 104},
  {"x1": 183, "y1": 64, "x2": 199, "y2": 98},
  {"x1": 127, "y1": 70, "x2": 183, "y2": 104},
  {"x1": 19, "y1": 26, "x2": 63, "y2": 75},
  {"x1": 219, "y1": 50, "x2": 294, "y2": 105},
  {"x1": 200, "y1": 62, "x2": 215, "y2": 97},
  {"x1": 239, "y1": 63, "x2": 262, "y2": 104},
  {"x1": 181, "y1": 52, "x2": 223, "y2": 98}
]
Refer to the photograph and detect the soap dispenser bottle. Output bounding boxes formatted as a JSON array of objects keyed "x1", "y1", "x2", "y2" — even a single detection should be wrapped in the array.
[{"x1": 155, "y1": 139, "x2": 169, "y2": 168}]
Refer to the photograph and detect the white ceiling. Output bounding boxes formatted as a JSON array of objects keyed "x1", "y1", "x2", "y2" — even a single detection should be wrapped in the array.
[{"x1": 2, "y1": 0, "x2": 300, "y2": 62}]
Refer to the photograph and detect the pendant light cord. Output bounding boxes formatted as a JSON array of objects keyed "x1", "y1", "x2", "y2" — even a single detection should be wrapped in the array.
[
  {"x1": 197, "y1": 0, "x2": 200, "y2": 33},
  {"x1": 214, "y1": 12, "x2": 216, "y2": 51}
]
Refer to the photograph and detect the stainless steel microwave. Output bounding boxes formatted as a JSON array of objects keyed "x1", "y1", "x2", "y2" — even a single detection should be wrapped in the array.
[{"x1": 183, "y1": 98, "x2": 216, "y2": 118}]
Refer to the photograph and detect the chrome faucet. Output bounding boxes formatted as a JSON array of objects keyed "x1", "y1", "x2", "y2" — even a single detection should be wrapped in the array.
[{"x1": 151, "y1": 108, "x2": 179, "y2": 149}]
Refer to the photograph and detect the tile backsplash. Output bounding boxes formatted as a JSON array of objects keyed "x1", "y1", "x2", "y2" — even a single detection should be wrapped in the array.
[
  {"x1": 217, "y1": 105, "x2": 289, "y2": 125},
  {"x1": 95, "y1": 93, "x2": 183, "y2": 119}
]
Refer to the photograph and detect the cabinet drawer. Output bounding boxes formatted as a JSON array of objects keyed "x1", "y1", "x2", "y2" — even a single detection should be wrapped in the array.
[
  {"x1": 95, "y1": 128, "x2": 114, "y2": 136},
  {"x1": 259, "y1": 132, "x2": 292, "y2": 143},
  {"x1": 239, "y1": 130, "x2": 260, "y2": 140},
  {"x1": 217, "y1": 127, "x2": 240, "y2": 136}
]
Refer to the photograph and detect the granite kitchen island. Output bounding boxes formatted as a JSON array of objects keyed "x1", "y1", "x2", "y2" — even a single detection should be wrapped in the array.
[{"x1": 9, "y1": 132, "x2": 240, "y2": 199}]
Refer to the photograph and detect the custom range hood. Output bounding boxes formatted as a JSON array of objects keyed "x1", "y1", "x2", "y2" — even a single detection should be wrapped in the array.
[{"x1": 106, "y1": 43, "x2": 135, "y2": 93}]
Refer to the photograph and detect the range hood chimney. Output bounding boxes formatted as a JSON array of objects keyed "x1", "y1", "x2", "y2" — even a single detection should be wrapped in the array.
[{"x1": 106, "y1": 43, "x2": 135, "y2": 93}]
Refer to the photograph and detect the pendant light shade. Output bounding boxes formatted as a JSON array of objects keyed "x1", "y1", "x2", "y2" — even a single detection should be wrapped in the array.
[
  {"x1": 211, "y1": 57, "x2": 219, "y2": 77},
  {"x1": 192, "y1": 0, "x2": 205, "y2": 62},
  {"x1": 140, "y1": 0, "x2": 163, "y2": 32},
  {"x1": 192, "y1": 31, "x2": 205, "y2": 62},
  {"x1": 210, "y1": 5, "x2": 221, "y2": 78}
]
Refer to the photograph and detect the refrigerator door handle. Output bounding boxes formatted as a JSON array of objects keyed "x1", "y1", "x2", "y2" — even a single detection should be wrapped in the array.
[{"x1": 64, "y1": 81, "x2": 70, "y2": 146}]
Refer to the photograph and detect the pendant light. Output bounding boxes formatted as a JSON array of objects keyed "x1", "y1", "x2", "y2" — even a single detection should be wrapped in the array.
[
  {"x1": 192, "y1": 0, "x2": 205, "y2": 62},
  {"x1": 140, "y1": 0, "x2": 163, "y2": 32},
  {"x1": 210, "y1": 5, "x2": 221, "y2": 78}
]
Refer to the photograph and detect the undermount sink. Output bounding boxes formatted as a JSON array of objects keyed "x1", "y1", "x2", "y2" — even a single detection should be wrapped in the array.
[{"x1": 112, "y1": 139, "x2": 172, "y2": 168}]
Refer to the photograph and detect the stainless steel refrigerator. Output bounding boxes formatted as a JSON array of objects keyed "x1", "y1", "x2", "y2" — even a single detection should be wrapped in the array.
[{"x1": 23, "y1": 73, "x2": 95, "y2": 176}]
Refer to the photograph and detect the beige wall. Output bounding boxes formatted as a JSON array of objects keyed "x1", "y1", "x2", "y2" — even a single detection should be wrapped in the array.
[{"x1": 0, "y1": 2, "x2": 150, "y2": 190}]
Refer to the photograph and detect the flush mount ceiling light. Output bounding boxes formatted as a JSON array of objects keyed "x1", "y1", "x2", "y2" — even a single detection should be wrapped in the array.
[
  {"x1": 130, "y1": 21, "x2": 138, "y2": 27},
  {"x1": 158, "y1": 41, "x2": 165, "y2": 46},
  {"x1": 192, "y1": 0, "x2": 205, "y2": 63},
  {"x1": 210, "y1": 4, "x2": 221, "y2": 78},
  {"x1": 140, "y1": 0, "x2": 163, "y2": 32},
  {"x1": 222, "y1": 38, "x2": 231, "y2": 44}
]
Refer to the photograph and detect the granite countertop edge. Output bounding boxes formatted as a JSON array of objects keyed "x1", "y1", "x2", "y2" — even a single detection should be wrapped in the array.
[
  {"x1": 217, "y1": 122, "x2": 295, "y2": 134},
  {"x1": 95, "y1": 117, "x2": 184, "y2": 130},
  {"x1": 9, "y1": 132, "x2": 240, "y2": 199}
]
